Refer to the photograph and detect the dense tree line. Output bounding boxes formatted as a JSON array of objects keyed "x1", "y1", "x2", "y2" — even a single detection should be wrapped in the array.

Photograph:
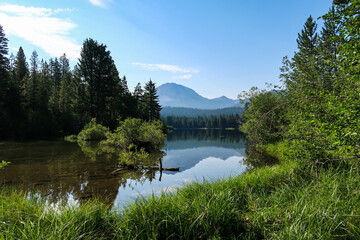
[
  {"x1": 241, "y1": 0, "x2": 360, "y2": 166},
  {"x1": 162, "y1": 114, "x2": 241, "y2": 129},
  {"x1": 160, "y1": 106, "x2": 244, "y2": 118},
  {"x1": 0, "y1": 31, "x2": 161, "y2": 139}
]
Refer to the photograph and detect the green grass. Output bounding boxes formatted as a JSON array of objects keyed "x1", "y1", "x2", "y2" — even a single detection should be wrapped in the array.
[
  {"x1": 2, "y1": 151, "x2": 360, "y2": 239},
  {"x1": 0, "y1": 188, "x2": 119, "y2": 239}
]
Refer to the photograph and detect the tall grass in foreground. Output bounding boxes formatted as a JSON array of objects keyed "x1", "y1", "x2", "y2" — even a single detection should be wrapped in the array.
[
  {"x1": 0, "y1": 188, "x2": 118, "y2": 239},
  {"x1": 2, "y1": 159, "x2": 360, "y2": 239}
]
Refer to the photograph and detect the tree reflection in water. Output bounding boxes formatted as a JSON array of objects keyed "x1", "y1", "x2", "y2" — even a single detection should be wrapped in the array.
[
  {"x1": 0, "y1": 129, "x2": 249, "y2": 208},
  {"x1": 0, "y1": 140, "x2": 166, "y2": 208}
]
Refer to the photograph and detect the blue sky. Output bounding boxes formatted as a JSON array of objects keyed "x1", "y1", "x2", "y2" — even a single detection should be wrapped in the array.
[{"x1": 0, "y1": 0, "x2": 333, "y2": 99}]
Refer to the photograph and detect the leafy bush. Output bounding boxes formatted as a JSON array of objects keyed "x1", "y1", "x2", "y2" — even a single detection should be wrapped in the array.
[
  {"x1": 77, "y1": 118, "x2": 110, "y2": 141},
  {"x1": 104, "y1": 118, "x2": 166, "y2": 151},
  {"x1": 239, "y1": 86, "x2": 288, "y2": 152},
  {"x1": 65, "y1": 118, "x2": 165, "y2": 167}
]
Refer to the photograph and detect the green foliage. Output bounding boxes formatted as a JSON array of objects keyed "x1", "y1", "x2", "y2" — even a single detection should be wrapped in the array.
[
  {"x1": 76, "y1": 38, "x2": 127, "y2": 128},
  {"x1": 239, "y1": 86, "x2": 288, "y2": 151},
  {"x1": 14, "y1": 46, "x2": 28, "y2": 86},
  {"x1": 0, "y1": 160, "x2": 9, "y2": 169},
  {"x1": 68, "y1": 118, "x2": 166, "y2": 166},
  {"x1": 143, "y1": 79, "x2": 162, "y2": 121},
  {"x1": 77, "y1": 118, "x2": 110, "y2": 141},
  {"x1": 0, "y1": 33, "x2": 163, "y2": 140},
  {"x1": 282, "y1": 4, "x2": 360, "y2": 165},
  {"x1": 118, "y1": 145, "x2": 149, "y2": 166},
  {"x1": 104, "y1": 118, "x2": 165, "y2": 151},
  {"x1": 241, "y1": 4, "x2": 360, "y2": 167}
]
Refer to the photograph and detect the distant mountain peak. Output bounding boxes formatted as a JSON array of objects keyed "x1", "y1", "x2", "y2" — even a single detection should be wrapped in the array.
[
  {"x1": 213, "y1": 95, "x2": 230, "y2": 100},
  {"x1": 157, "y1": 83, "x2": 240, "y2": 109}
]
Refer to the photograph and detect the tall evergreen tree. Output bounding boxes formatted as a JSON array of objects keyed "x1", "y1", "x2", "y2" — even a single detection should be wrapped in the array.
[
  {"x1": 14, "y1": 47, "x2": 28, "y2": 88},
  {"x1": 48, "y1": 58, "x2": 62, "y2": 116},
  {"x1": 38, "y1": 60, "x2": 51, "y2": 112},
  {"x1": 288, "y1": 16, "x2": 320, "y2": 95},
  {"x1": 318, "y1": 7, "x2": 343, "y2": 92},
  {"x1": 50, "y1": 58, "x2": 62, "y2": 87},
  {"x1": 0, "y1": 25, "x2": 9, "y2": 99},
  {"x1": 59, "y1": 54, "x2": 76, "y2": 114},
  {"x1": 0, "y1": 25, "x2": 10, "y2": 138},
  {"x1": 143, "y1": 79, "x2": 161, "y2": 121},
  {"x1": 120, "y1": 75, "x2": 129, "y2": 93},
  {"x1": 77, "y1": 38, "x2": 123, "y2": 127},
  {"x1": 23, "y1": 51, "x2": 40, "y2": 110},
  {"x1": 133, "y1": 82, "x2": 144, "y2": 100}
]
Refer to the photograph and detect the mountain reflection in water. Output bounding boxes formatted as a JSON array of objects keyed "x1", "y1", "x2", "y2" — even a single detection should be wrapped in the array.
[{"x1": 0, "y1": 129, "x2": 247, "y2": 208}]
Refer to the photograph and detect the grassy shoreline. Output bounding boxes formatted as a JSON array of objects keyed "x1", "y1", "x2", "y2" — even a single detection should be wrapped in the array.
[{"x1": 2, "y1": 145, "x2": 360, "y2": 239}]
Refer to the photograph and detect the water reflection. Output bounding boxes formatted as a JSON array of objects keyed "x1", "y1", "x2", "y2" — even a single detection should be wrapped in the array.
[
  {"x1": 242, "y1": 144, "x2": 279, "y2": 169},
  {"x1": 0, "y1": 129, "x2": 248, "y2": 208}
]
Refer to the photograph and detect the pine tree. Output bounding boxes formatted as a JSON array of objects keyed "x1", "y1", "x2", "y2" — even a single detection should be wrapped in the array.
[
  {"x1": 23, "y1": 50, "x2": 40, "y2": 110},
  {"x1": 133, "y1": 82, "x2": 144, "y2": 100},
  {"x1": 0, "y1": 25, "x2": 9, "y2": 71},
  {"x1": 289, "y1": 15, "x2": 320, "y2": 95},
  {"x1": 296, "y1": 16, "x2": 318, "y2": 56},
  {"x1": 143, "y1": 79, "x2": 162, "y2": 121},
  {"x1": 48, "y1": 58, "x2": 62, "y2": 115},
  {"x1": 120, "y1": 75, "x2": 129, "y2": 93},
  {"x1": 0, "y1": 25, "x2": 9, "y2": 99},
  {"x1": 77, "y1": 38, "x2": 122, "y2": 126},
  {"x1": 38, "y1": 60, "x2": 51, "y2": 112},
  {"x1": 130, "y1": 82, "x2": 145, "y2": 118},
  {"x1": 318, "y1": 7, "x2": 342, "y2": 92},
  {"x1": 59, "y1": 54, "x2": 76, "y2": 114},
  {"x1": 14, "y1": 47, "x2": 28, "y2": 88},
  {"x1": 50, "y1": 58, "x2": 62, "y2": 87},
  {"x1": 0, "y1": 25, "x2": 10, "y2": 138}
]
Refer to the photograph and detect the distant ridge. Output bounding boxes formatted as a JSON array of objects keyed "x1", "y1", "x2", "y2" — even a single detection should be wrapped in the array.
[{"x1": 157, "y1": 83, "x2": 240, "y2": 109}]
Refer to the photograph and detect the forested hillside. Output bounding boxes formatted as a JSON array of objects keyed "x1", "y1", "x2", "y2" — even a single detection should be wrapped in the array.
[
  {"x1": 0, "y1": 35, "x2": 161, "y2": 139},
  {"x1": 160, "y1": 106, "x2": 244, "y2": 117}
]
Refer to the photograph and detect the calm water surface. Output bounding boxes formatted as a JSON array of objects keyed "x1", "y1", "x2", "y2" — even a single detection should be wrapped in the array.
[{"x1": 0, "y1": 129, "x2": 247, "y2": 208}]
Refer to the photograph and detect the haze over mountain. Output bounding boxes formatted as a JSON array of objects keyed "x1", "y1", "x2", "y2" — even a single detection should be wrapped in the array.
[{"x1": 157, "y1": 83, "x2": 240, "y2": 109}]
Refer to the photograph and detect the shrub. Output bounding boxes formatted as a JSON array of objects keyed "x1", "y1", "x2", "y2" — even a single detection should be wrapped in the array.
[
  {"x1": 104, "y1": 118, "x2": 166, "y2": 151},
  {"x1": 77, "y1": 119, "x2": 110, "y2": 141}
]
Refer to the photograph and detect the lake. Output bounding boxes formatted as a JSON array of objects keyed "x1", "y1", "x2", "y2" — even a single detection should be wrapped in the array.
[{"x1": 0, "y1": 129, "x2": 248, "y2": 209}]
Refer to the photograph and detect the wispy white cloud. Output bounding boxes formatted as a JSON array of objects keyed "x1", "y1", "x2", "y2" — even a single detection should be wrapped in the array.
[
  {"x1": 132, "y1": 63, "x2": 199, "y2": 74},
  {"x1": 0, "y1": 4, "x2": 80, "y2": 61},
  {"x1": 89, "y1": 0, "x2": 112, "y2": 8},
  {"x1": 54, "y1": 8, "x2": 74, "y2": 14},
  {"x1": 0, "y1": 4, "x2": 74, "y2": 17},
  {"x1": 174, "y1": 74, "x2": 193, "y2": 79},
  {"x1": 0, "y1": 4, "x2": 52, "y2": 17}
]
